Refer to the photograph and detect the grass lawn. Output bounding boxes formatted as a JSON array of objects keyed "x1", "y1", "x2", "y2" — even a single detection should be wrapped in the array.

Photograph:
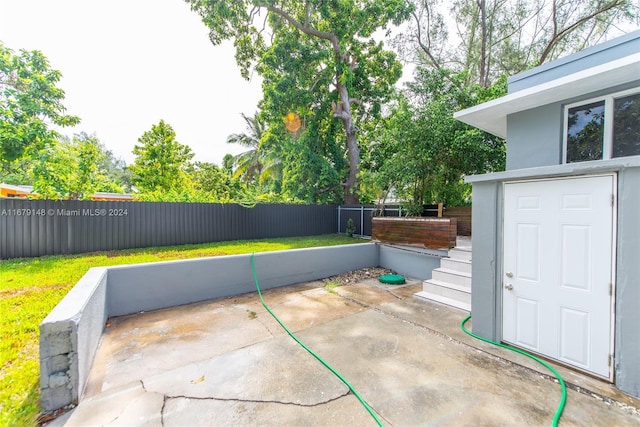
[{"x1": 0, "y1": 234, "x2": 360, "y2": 426}]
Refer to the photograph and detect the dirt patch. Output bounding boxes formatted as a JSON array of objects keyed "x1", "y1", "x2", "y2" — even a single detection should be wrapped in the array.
[
  {"x1": 0, "y1": 282, "x2": 70, "y2": 298},
  {"x1": 322, "y1": 267, "x2": 394, "y2": 286}
]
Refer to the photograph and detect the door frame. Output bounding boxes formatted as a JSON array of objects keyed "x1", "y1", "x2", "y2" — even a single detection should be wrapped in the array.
[{"x1": 500, "y1": 173, "x2": 617, "y2": 380}]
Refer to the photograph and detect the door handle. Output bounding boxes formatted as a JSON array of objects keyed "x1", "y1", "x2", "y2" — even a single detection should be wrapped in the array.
[
  {"x1": 504, "y1": 284, "x2": 513, "y2": 291},
  {"x1": 506, "y1": 272, "x2": 513, "y2": 278}
]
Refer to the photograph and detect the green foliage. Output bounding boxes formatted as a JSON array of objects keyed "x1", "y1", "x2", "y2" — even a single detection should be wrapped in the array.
[
  {"x1": 0, "y1": 158, "x2": 31, "y2": 185},
  {"x1": 31, "y1": 133, "x2": 117, "y2": 199},
  {"x1": 275, "y1": 126, "x2": 345, "y2": 203},
  {"x1": 0, "y1": 131, "x2": 129, "y2": 197},
  {"x1": 222, "y1": 153, "x2": 234, "y2": 173},
  {"x1": 134, "y1": 187, "x2": 212, "y2": 203},
  {"x1": 371, "y1": 69, "x2": 506, "y2": 208},
  {"x1": 98, "y1": 145, "x2": 132, "y2": 192},
  {"x1": 253, "y1": 18, "x2": 406, "y2": 203},
  {"x1": 402, "y1": 0, "x2": 637, "y2": 87},
  {"x1": 187, "y1": 0, "x2": 414, "y2": 203},
  {"x1": 0, "y1": 42, "x2": 79, "y2": 169},
  {"x1": 346, "y1": 218, "x2": 356, "y2": 237},
  {"x1": 129, "y1": 120, "x2": 194, "y2": 194},
  {"x1": 227, "y1": 113, "x2": 283, "y2": 188},
  {"x1": 190, "y1": 161, "x2": 235, "y2": 201}
]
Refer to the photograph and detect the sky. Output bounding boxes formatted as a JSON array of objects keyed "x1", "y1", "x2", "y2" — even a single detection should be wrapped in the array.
[{"x1": 0, "y1": 0, "x2": 264, "y2": 166}]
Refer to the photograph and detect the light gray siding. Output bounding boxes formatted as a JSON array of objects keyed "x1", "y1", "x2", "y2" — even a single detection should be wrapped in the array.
[
  {"x1": 506, "y1": 104, "x2": 563, "y2": 169},
  {"x1": 615, "y1": 167, "x2": 640, "y2": 398},
  {"x1": 469, "y1": 181, "x2": 501, "y2": 340}
]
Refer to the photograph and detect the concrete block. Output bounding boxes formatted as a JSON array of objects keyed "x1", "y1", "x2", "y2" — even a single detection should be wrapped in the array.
[
  {"x1": 39, "y1": 324, "x2": 73, "y2": 358},
  {"x1": 40, "y1": 359, "x2": 50, "y2": 389},
  {"x1": 48, "y1": 355, "x2": 70, "y2": 374},
  {"x1": 48, "y1": 372, "x2": 70, "y2": 388},
  {"x1": 41, "y1": 385, "x2": 73, "y2": 412}
]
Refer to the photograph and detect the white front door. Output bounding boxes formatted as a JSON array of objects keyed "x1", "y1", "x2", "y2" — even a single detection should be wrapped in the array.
[{"x1": 503, "y1": 175, "x2": 615, "y2": 378}]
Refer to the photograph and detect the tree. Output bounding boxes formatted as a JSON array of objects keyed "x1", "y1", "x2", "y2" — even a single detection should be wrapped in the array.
[
  {"x1": 190, "y1": 161, "x2": 234, "y2": 201},
  {"x1": 0, "y1": 42, "x2": 79, "y2": 169},
  {"x1": 222, "y1": 153, "x2": 234, "y2": 174},
  {"x1": 187, "y1": 0, "x2": 414, "y2": 203},
  {"x1": 399, "y1": 0, "x2": 637, "y2": 87},
  {"x1": 371, "y1": 69, "x2": 506, "y2": 209},
  {"x1": 226, "y1": 112, "x2": 282, "y2": 186},
  {"x1": 98, "y1": 143, "x2": 132, "y2": 192},
  {"x1": 31, "y1": 133, "x2": 113, "y2": 199},
  {"x1": 129, "y1": 120, "x2": 194, "y2": 193}
]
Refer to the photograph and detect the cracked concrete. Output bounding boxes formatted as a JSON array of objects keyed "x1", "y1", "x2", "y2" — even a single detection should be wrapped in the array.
[{"x1": 47, "y1": 278, "x2": 640, "y2": 426}]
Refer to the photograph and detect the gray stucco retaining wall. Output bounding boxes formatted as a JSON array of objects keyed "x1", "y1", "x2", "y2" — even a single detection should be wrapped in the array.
[
  {"x1": 378, "y1": 244, "x2": 445, "y2": 280},
  {"x1": 40, "y1": 268, "x2": 108, "y2": 411},
  {"x1": 106, "y1": 244, "x2": 378, "y2": 317},
  {"x1": 39, "y1": 242, "x2": 439, "y2": 412}
]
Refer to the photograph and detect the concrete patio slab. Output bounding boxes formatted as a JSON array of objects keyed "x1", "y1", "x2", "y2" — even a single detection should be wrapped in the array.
[{"x1": 48, "y1": 277, "x2": 640, "y2": 426}]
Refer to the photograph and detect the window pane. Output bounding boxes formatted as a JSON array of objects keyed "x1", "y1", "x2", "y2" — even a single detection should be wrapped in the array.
[
  {"x1": 613, "y1": 93, "x2": 640, "y2": 158},
  {"x1": 566, "y1": 101, "x2": 605, "y2": 163}
]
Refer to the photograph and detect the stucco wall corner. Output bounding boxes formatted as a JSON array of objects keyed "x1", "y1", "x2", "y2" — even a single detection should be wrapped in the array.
[{"x1": 39, "y1": 320, "x2": 79, "y2": 411}]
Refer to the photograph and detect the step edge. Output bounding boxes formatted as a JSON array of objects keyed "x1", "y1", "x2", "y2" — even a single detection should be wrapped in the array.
[
  {"x1": 414, "y1": 292, "x2": 471, "y2": 312},
  {"x1": 423, "y1": 279, "x2": 471, "y2": 293}
]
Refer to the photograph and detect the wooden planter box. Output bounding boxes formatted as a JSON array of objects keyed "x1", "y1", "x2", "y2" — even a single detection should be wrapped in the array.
[
  {"x1": 443, "y1": 206, "x2": 472, "y2": 236},
  {"x1": 372, "y1": 217, "x2": 457, "y2": 250}
]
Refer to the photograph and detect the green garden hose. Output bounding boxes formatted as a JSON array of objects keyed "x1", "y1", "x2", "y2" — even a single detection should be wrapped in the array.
[
  {"x1": 461, "y1": 315, "x2": 567, "y2": 427},
  {"x1": 250, "y1": 254, "x2": 385, "y2": 427}
]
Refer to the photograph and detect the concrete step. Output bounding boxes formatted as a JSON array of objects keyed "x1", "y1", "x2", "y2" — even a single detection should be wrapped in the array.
[
  {"x1": 423, "y1": 278, "x2": 471, "y2": 295},
  {"x1": 431, "y1": 268, "x2": 471, "y2": 288},
  {"x1": 448, "y1": 247, "x2": 472, "y2": 261},
  {"x1": 455, "y1": 236, "x2": 472, "y2": 248},
  {"x1": 440, "y1": 257, "x2": 472, "y2": 274},
  {"x1": 422, "y1": 279, "x2": 471, "y2": 303},
  {"x1": 414, "y1": 291, "x2": 471, "y2": 312}
]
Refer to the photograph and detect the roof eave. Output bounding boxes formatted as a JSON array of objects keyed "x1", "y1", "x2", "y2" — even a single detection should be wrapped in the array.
[{"x1": 454, "y1": 53, "x2": 640, "y2": 139}]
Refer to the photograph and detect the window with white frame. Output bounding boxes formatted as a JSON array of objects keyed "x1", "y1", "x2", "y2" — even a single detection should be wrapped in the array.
[{"x1": 564, "y1": 88, "x2": 640, "y2": 163}]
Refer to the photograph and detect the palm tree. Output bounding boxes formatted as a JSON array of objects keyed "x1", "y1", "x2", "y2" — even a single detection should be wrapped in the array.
[{"x1": 226, "y1": 113, "x2": 281, "y2": 185}]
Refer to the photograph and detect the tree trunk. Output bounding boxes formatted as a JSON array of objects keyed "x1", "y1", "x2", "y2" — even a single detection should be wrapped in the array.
[
  {"x1": 264, "y1": 5, "x2": 362, "y2": 204},
  {"x1": 478, "y1": 0, "x2": 488, "y2": 87},
  {"x1": 334, "y1": 65, "x2": 360, "y2": 205}
]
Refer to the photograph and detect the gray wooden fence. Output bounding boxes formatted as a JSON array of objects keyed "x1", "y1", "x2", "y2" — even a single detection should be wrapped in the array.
[{"x1": 0, "y1": 199, "x2": 338, "y2": 259}]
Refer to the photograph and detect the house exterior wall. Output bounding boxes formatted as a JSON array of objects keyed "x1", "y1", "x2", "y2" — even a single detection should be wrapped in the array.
[
  {"x1": 505, "y1": 78, "x2": 640, "y2": 170},
  {"x1": 506, "y1": 105, "x2": 562, "y2": 169},
  {"x1": 504, "y1": 30, "x2": 640, "y2": 171},
  {"x1": 467, "y1": 158, "x2": 640, "y2": 399},
  {"x1": 461, "y1": 30, "x2": 640, "y2": 398},
  {"x1": 614, "y1": 166, "x2": 640, "y2": 398},
  {"x1": 469, "y1": 181, "x2": 501, "y2": 340}
]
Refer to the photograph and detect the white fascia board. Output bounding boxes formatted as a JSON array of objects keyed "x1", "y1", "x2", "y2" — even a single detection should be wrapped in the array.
[{"x1": 454, "y1": 53, "x2": 640, "y2": 138}]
